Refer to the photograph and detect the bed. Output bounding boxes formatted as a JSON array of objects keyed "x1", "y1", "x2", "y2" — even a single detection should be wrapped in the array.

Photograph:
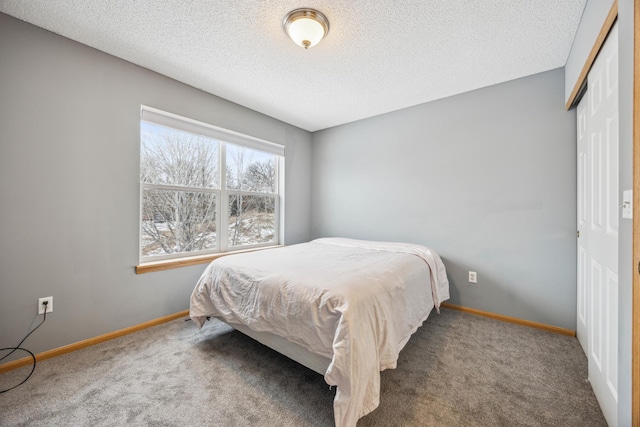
[{"x1": 190, "y1": 237, "x2": 449, "y2": 427}]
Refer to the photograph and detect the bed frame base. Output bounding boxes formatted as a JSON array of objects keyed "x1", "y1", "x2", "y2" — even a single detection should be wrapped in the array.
[{"x1": 218, "y1": 318, "x2": 332, "y2": 376}]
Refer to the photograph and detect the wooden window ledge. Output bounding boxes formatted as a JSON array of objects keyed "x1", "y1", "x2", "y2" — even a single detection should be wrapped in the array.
[{"x1": 135, "y1": 245, "x2": 283, "y2": 274}]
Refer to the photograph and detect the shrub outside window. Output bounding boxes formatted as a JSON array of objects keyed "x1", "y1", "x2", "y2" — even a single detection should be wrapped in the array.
[{"x1": 140, "y1": 106, "x2": 283, "y2": 262}]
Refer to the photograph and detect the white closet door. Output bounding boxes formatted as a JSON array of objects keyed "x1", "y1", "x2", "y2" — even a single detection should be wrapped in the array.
[{"x1": 577, "y1": 23, "x2": 618, "y2": 427}]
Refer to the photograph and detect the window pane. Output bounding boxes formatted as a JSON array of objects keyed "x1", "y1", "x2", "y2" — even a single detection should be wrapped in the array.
[
  {"x1": 226, "y1": 144, "x2": 276, "y2": 193},
  {"x1": 141, "y1": 122, "x2": 219, "y2": 188},
  {"x1": 142, "y1": 189, "x2": 217, "y2": 257},
  {"x1": 228, "y1": 195, "x2": 275, "y2": 247}
]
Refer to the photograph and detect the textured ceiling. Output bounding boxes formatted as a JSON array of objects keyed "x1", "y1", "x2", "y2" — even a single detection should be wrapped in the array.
[{"x1": 0, "y1": 1, "x2": 586, "y2": 132}]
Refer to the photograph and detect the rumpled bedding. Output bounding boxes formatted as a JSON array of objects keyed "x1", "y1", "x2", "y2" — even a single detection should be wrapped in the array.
[{"x1": 190, "y1": 238, "x2": 449, "y2": 427}]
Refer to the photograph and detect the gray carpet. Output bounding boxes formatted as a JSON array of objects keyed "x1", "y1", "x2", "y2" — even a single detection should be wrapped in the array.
[{"x1": 0, "y1": 308, "x2": 606, "y2": 426}]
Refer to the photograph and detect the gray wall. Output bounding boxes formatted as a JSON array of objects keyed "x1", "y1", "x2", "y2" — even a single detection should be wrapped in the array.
[
  {"x1": 0, "y1": 13, "x2": 312, "y2": 361},
  {"x1": 311, "y1": 68, "x2": 577, "y2": 330},
  {"x1": 565, "y1": 0, "x2": 635, "y2": 423}
]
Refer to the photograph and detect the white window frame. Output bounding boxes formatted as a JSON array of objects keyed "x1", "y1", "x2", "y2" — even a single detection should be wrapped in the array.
[{"x1": 139, "y1": 106, "x2": 284, "y2": 264}]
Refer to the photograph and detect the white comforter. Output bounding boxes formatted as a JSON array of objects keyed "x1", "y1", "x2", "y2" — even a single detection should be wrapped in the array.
[{"x1": 190, "y1": 238, "x2": 449, "y2": 427}]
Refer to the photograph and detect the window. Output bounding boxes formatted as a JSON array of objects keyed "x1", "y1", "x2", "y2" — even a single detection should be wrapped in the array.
[{"x1": 139, "y1": 106, "x2": 283, "y2": 263}]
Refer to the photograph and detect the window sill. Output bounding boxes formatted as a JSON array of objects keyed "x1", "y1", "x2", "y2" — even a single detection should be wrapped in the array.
[{"x1": 135, "y1": 245, "x2": 283, "y2": 274}]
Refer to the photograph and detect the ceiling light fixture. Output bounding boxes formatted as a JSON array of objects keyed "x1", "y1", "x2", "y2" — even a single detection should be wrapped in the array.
[{"x1": 283, "y1": 8, "x2": 329, "y2": 49}]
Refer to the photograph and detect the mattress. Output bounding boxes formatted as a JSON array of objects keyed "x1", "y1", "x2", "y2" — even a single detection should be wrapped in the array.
[{"x1": 190, "y1": 237, "x2": 449, "y2": 426}]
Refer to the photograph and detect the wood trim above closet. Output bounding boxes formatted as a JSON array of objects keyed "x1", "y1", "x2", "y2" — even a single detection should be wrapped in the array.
[{"x1": 565, "y1": 0, "x2": 618, "y2": 110}]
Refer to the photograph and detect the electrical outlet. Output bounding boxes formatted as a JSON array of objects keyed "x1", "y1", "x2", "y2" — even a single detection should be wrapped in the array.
[
  {"x1": 468, "y1": 271, "x2": 477, "y2": 283},
  {"x1": 38, "y1": 296, "x2": 53, "y2": 314}
]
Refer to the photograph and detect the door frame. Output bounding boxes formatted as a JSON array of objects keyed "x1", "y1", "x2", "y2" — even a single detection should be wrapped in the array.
[{"x1": 632, "y1": 1, "x2": 639, "y2": 425}]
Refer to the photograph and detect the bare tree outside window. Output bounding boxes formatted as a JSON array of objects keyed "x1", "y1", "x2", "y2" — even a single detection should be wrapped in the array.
[
  {"x1": 139, "y1": 112, "x2": 281, "y2": 262},
  {"x1": 141, "y1": 124, "x2": 219, "y2": 257},
  {"x1": 141, "y1": 126, "x2": 218, "y2": 188},
  {"x1": 226, "y1": 144, "x2": 276, "y2": 247},
  {"x1": 142, "y1": 190, "x2": 217, "y2": 256}
]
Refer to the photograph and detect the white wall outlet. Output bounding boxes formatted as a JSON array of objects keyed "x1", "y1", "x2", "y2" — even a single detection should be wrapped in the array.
[
  {"x1": 622, "y1": 190, "x2": 633, "y2": 219},
  {"x1": 468, "y1": 271, "x2": 477, "y2": 283},
  {"x1": 38, "y1": 296, "x2": 53, "y2": 314}
]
